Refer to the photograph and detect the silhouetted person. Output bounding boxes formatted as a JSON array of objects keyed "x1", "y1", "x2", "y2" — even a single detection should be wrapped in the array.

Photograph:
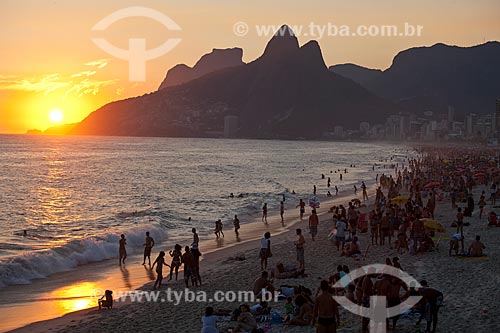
[
  {"x1": 142, "y1": 231, "x2": 155, "y2": 265},
  {"x1": 119, "y1": 234, "x2": 127, "y2": 265}
]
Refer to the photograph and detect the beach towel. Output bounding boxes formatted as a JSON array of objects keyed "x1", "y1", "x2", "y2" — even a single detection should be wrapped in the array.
[{"x1": 457, "y1": 255, "x2": 489, "y2": 260}]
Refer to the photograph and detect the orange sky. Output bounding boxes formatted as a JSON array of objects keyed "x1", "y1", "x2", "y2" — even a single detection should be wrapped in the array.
[{"x1": 1, "y1": 0, "x2": 499, "y2": 133}]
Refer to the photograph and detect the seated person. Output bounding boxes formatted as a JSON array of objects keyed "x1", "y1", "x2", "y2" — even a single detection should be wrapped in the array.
[
  {"x1": 249, "y1": 301, "x2": 271, "y2": 315},
  {"x1": 233, "y1": 304, "x2": 257, "y2": 333},
  {"x1": 341, "y1": 236, "x2": 361, "y2": 257},
  {"x1": 252, "y1": 271, "x2": 275, "y2": 297},
  {"x1": 201, "y1": 307, "x2": 222, "y2": 333},
  {"x1": 98, "y1": 290, "x2": 113, "y2": 310},
  {"x1": 284, "y1": 294, "x2": 313, "y2": 326},
  {"x1": 468, "y1": 235, "x2": 486, "y2": 257}
]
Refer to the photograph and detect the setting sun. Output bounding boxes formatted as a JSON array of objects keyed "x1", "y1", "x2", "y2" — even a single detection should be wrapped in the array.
[{"x1": 49, "y1": 109, "x2": 64, "y2": 123}]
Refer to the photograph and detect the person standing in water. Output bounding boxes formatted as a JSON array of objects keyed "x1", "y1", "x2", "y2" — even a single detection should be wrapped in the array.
[
  {"x1": 262, "y1": 203, "x2": 268, "y2": 224},
  {"x1": 192, "y1": 228, "x2": 199, "y2": 247},
  {"x1": 280, "y1": 201, "x2": 285, "y2": 224},
  {"x1": 361, "y1": 181, "x2": 368, "y2": 201},
  {"x1": 119, "y1": 234, "x2": 127, "y2": 265},
  {"x1": 340, "y1": 173, "x2": 343, "y2": 181},
  {"x1": 335, "y1": 185, "x2": 338, "y2": 195},
  {"x1": 233, "y1": 214, "x2": 241, "y2": 237},
  {"x1": 142, "y1": 231, "x2": 155, "y2": 265},
  {"x1": 297, "y1": 199, "x2": 306, "y2": 220},
  {"x1": 327, "y1": 177, "x2": 331, "y2": 188},
  {"x1": 313, "y1": 185, "x2": 317, "y2": 195}
]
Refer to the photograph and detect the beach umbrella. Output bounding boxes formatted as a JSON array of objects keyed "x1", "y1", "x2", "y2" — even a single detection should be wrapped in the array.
[
  {"x1": 423, "y1": 182, "x2": 441, "y2": 189},
  {"x1": 420, "y1": 218, "x2": 446, "y2": 233},
  {"x1": 391, "y1": 196, "x2": 409, "y2": 204}
]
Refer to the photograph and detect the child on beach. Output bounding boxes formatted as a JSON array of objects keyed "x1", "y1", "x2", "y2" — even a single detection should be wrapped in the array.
[
  {"x1": 98, "y1": 290, "x2": 113, "y2": 310},
  {"x1": 151, "y1": 251, "x2": 170, "y2": 289}
]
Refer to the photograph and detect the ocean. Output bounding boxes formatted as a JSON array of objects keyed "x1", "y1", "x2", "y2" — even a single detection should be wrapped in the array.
[{"x1": 0, "y1": 135, "x2": 407, "y2": 289}]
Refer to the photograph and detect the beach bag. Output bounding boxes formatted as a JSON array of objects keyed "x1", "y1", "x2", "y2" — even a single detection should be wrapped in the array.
[{"x1": 269, "y1": 312, "x2": 283, "y2": 324}]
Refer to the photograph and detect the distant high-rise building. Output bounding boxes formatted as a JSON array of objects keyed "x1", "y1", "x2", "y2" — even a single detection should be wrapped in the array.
[
  {"x1": 223, "y1": 115, "x2": 239, "y2": 138},
  {"x1": 333, "y1": 126, "x2": 344, "y2": 138},
  {"x1": 447, "y1": 106, "x2": 455, "y2": 130},
  {"x1": 466, "y1": 113, "x2": 477, "y2": 137},
  {"x1": 496, "y1": 98, "x2": 500, "y2": 137}
]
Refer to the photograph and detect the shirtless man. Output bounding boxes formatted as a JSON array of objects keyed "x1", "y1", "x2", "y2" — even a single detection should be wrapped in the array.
[
  {"x1": 252, "y1": 271, "x2": 275, "y2": 297},
  {"x1": 311, "y1": 280, "x2": 339, "y2": 333},
  {"x1": 309, "y1": 210, "x2": 319, "y2": 241},
  {"x1": 468, "y1": 235, "x2": 486, "y2": 257},
  {"x1": 142, "y1": 231, "x2": 155, "y2": 265},
  {"x1": 233, "y1": 215, "x2": 240, "y2": 237},
  {"x1": 192, "y1": 228, "x2": 199, "y2": 247}
]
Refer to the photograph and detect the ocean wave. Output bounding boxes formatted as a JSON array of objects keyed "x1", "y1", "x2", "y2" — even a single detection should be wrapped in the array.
[{"x1": 0, "y1": 224, "x2": 168, "y2": 288}]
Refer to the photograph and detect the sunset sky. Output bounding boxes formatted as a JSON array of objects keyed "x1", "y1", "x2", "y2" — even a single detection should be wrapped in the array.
[{"x1": 1, "y1": 0, "x2": 499, "y2": 133}]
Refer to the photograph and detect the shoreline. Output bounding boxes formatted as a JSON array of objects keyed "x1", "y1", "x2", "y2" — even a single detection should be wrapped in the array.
[{"x1": 3, "y1": 182, "x2": 380, "y2": 333}]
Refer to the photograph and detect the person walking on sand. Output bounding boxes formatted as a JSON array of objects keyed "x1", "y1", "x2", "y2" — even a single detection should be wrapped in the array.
[
  {"x1": 361, "y1": 181, "x2": 368, "y2": 201},
  {"x1": 260, "y1": 232, "x2": 271, "y2": 270},
  {"x1": 297, "y1": 199, "x2": 306, "y2": 220},
  {"x1": 262, "y1": 203, "x2": 268, "y2": 224},
  {"x1": 151, "y1": 251, "x2": 170, "y2": 289},
  {"x1": 280, "y1": 201, "x2": 285, "y2": 224},
  {"x1": 335, "y1": 185, "x2": 338, "y2": 195},
  {"x1": 313, "y1": 185, "x2": 317, "y2": 195},
  {"x1": 119, "y1": 234, "x2": 127, "y2": 265},
  {"x1": 327, "y1": 177, "x2": 331, "y2": 188},
  {"x1": 311, "y1": 280, "x2": 339, "y2": 333},
  {"x1": 233, "y1": 214, "x2": 240, "y2": 237},
  {"x1": 353, "y1": 185, "x2": 357, "y2": 194},
  {"x1": 142, "y1": 231, "x2": 155, "y2": 265},
  {"x1": 295, "y1": 228, "x2": 305, "y2": 271},
  {"x1": 309, "y1": 209, "x2": 319, "y2": 241}
]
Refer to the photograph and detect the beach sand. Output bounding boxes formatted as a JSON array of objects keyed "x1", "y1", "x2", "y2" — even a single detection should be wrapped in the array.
[{"x1": 10, "y1": 184, "x2": 500, "y2": 333}]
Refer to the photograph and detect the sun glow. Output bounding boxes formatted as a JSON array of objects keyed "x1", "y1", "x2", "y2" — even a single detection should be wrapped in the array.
[{"x1": 49, "y1": 109, "x2": 64, "y2": 123}]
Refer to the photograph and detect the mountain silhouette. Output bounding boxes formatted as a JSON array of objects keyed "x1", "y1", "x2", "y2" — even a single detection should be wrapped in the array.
[
  {"x1": 329, "y1": 64, "x2": 382, "y2": 87},
  {"x1": 71, "y1": 25, "x2": 398, "y2": 139},
  {"x1": 158, "y1": 48, "x2": 244, "y2": 89},
  {"x1": 331, "y1": 42, "x2": 500, "y2": 116}
]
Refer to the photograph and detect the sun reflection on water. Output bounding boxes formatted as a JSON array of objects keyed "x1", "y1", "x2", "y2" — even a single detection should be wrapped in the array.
[{"x1": 51, "y1": 281, "x2": 100, "y2": 313}]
